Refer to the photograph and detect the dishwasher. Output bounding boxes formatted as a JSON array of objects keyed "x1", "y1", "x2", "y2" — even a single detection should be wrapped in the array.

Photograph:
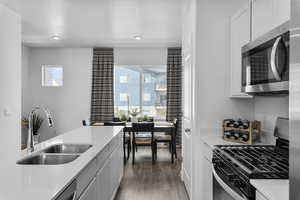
[{"x1": 55, "y1": 180, "x2": 77, "y2": 200}]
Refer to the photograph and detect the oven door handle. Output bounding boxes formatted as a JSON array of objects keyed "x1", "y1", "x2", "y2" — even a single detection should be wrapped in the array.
[
  {"x1": 212, "y1": 166, "x2": 248, "y2": 200},
  {"x1": 270, "y1": 36, "x2": 282, "y2": 81}
]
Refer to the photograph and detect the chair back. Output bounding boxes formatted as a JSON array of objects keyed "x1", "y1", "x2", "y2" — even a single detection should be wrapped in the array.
[
  {"x1": 173, "y1": 118, "x2": 178, "y2": 136},
  {"x1": 132, "y1": 122, "x2": 154, "y2": 133}
]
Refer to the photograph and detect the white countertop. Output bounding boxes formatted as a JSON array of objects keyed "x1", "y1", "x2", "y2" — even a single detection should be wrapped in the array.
[
  {"x1": 250, "y1": 179, "x2": 289, "y2": 200},
  {"x1": 0, "y1": 126, "x2": 123, "y2": 200},
  {"x1": 200, "y1": 129, "x2": 268, "y2": 148}
]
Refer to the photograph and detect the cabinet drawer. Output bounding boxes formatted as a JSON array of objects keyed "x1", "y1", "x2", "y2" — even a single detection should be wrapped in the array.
[{"x1": 77, "y1": 158, "x2": 98, "y2": 197}]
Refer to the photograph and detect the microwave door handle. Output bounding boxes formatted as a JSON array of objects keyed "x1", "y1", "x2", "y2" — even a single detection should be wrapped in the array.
[{"x1": 270, "y1": 36, "x2": 282, "y2": 81}]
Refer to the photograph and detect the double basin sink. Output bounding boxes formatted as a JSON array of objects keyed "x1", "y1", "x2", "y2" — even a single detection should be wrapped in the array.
[{"x1": 17, "y1": 144, "x2": 92, "y2": 165}]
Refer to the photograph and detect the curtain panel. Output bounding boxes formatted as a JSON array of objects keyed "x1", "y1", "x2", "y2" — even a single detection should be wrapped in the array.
[
  {"x1": 166, "y1": 47, "x2": 182, "y2": 144},
  {"x1": 90, "y1": 48, "x2": 114, "y2": 123}
]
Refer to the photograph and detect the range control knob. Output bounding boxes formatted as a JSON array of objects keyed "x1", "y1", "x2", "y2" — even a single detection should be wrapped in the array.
[{"x1": 233, "y1": 180, "x2": 245, "y2": 188}]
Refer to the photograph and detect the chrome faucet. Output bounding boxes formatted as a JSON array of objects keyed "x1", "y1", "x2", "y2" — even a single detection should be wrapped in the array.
[{"x1": 27, "y1": 107, "x2": 54, "y2": 152}]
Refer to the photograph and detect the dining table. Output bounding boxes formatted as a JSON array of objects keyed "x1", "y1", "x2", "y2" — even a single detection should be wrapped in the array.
[
  {"x1": 91, "y1": 121, "x2": 177, "y2": 163},
  {"x1": 123, "y1": 121, "x2": 176, "y2": 163}
]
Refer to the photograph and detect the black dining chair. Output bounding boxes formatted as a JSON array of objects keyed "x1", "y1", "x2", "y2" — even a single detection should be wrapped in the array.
[
  {"x1": 154, "y1": 118, "x2": 178, "y2": 160},
  {"x1": 104, "y1": 121, "x2": 130, "y2": 163},
  {"x1": 132, "y1": 122, "x2": 156, "y2": 164}
]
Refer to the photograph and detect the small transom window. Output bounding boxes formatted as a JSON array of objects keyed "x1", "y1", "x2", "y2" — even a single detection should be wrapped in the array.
[{"x1": 42, "y1": 65, "x2": 63, "y2": 87}]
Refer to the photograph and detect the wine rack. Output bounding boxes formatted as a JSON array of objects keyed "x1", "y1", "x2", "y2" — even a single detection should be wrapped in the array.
[{"x1": 222, "y1": 119, "x2": 261, "y2": 144}]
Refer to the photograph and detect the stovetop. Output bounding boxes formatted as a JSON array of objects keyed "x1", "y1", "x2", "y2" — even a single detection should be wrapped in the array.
[{"x1": 213, "y1": 144, "x2": 289, "y2": 179}]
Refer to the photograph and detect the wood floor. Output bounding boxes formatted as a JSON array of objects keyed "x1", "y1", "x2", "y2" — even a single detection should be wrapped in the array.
[{"x1": 115, "y1": 147, "x2": 189, "y2": 200}]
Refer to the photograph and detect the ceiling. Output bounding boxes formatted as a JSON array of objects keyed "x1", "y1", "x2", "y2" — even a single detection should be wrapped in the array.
[{"x1": 0, "y1": 0, "x2": 182, "y2": 47}]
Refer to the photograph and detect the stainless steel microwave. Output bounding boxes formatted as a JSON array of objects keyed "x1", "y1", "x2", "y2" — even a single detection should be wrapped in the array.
[{"x1": 241, "y1": 22, "x2": 289, "y2": 94}]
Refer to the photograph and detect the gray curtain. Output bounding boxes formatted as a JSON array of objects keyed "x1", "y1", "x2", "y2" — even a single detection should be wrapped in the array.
[
  {"x1": 90, "y1": 48, "x2": 114, "y2": 123},
  {"x1": 166, "y1": 47, "x2": 182, "y2": 144}
]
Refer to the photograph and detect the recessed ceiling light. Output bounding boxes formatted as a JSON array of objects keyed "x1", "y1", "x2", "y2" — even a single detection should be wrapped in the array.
[
  {"x1": 133, "y1": 35, "x2": 142, "y2": 40},
  {"x1": 51, "y1": 35, "x2": 61, "y2": 40}
]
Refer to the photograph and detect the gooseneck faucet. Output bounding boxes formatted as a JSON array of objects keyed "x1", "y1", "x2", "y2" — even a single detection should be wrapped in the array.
[{"x1": 27, "y1": 107, "x2": 54, "y2": 152}]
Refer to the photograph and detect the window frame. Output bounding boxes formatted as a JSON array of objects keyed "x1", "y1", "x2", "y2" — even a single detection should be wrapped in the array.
[{"x1": 41, "y1": 65, "x2": 63, "y2": 87}]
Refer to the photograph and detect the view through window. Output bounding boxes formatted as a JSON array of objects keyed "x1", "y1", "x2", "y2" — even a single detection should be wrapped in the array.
[{"x1": 114, "y1": 65, "x2": 167, "y2": 121}]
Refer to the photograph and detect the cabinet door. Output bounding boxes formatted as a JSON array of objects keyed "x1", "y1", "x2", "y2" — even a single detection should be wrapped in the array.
[
  {"x1": 252, "y1": 0, "x2": 275, "y2": 39},
  {"x1": 274, "y1": 0, "x2": 290, "y2": 26},
  {"x1": 256, "y1": 191, "x2": 269, "y2": 200},
  {"x1": 78, "y1": 178, "x2": 97, "y2": 200},
  {"x1": 202, "y1": 157, "x2": 213, "y2": 200},
  {"x1": 230, "y1": 3, "x2": 252, "y2": 98},
  {"x1": 97, "y1": 142, "x2": 123, "y2": 200},
  {"x1": 198, "y1": 141, "x2": 213, "y2": 200},
  {"x1": 97, "y1": 159, "x2": 111, "y2": 200}
]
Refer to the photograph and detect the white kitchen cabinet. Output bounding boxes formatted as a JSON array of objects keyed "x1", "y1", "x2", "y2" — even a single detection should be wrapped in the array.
[
  {"x1": 274, "y1": 0, "x2": 290, "y2": 27},
  {"x1": 252, "y1": 0, "x2": 274, "y2": 40},
  {"x1": 97, "y1": 142, "x2": 123, "y2": 200},
  {"x1": 252, "y1": 0, "x2": 290, "y2": 40},
  {"x1": 76, "y1": 132, "x2": 123, "y2": 200},
  {"x1": 97, "y1": 159, "x2": 111, "y2": 200},
  {"x1": 198, "y1": 141, "x2": 213, "y2": 200},
  {"x1": 77, "y1": 158, "x2": 98, "y2": 197},
  {"x1": 230, "y1": 3, "x2": 252, "y2": 98},
  {"x1": 78, "y1": 178, "x2": 97, "y2": 200},
  {"x1": 256, "y1": 191, "x2": 269, "y2": 200}
]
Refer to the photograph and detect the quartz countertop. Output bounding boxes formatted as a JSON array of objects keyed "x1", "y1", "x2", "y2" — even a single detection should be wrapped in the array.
[
  {"x1": 250, "y1": 179, "x2": 289, "y2": 200},
  {"x1": 0, "y1": 126, "x2": 123, "y2": 200},
  {"x1": 200, "y1": 128, "x2": 267, "y2": 148}
]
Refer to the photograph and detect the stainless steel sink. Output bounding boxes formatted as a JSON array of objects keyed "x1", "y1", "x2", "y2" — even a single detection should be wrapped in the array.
[
  {"x1": 17, "y1": 144, "x2": 93, "y2": 165},
  {"x1": 42, "y1": 144, "x2": 92, "y2": 154},
  {"x1": 17, "y1": 154, "x2": 80, "y2": 165}
]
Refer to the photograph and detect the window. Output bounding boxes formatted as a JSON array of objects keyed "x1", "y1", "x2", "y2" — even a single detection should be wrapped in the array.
[
  {"x1": 120, "y1": 93, "x2": 128, "y2": 102},
  {"x1": 143, "y1": 93, "x2": 151, "y2": 102},
  {"x1": 114, "y1": 65, "x2": 167, "y2": 120},
  {"x1": 144, "y1": 74, "x2": 152, "y2": 83},
  {"x1": 42, "y1": 65, "x2": 63, "y2": 87},
  {"x1": 120, "y1": 75, "x2": 128, "y2": 83}
]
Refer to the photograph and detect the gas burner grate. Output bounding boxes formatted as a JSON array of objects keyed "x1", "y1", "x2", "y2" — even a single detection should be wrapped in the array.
[{"x1": 215, "y1": 145, "x2": 289, "y2": 179}]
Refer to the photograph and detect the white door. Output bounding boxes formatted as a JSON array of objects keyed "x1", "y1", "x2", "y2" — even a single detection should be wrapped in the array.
[{"x1": 182, "y1": 33, "x2": 194, "y2": 198}]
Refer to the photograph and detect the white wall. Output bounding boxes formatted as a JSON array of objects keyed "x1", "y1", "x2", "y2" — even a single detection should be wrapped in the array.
[
  {"x1": 25, "y1": 48, "x2": 93, "y2": 141},
  {"x1": 195, "y1": 0, "x2": 254, "y2": 132},
  {"x1": 254, "y1": 96, "x2": 289, "y2": 143},
  {"x1": 22, "y1": 47, "x2": 167, "y2": 142},
  {"x1": 0, "y1": 4, "x2": 21, "y2": 164},
  {"x1": 21, "y1": 45, "x2": 31, "y2": 146}
]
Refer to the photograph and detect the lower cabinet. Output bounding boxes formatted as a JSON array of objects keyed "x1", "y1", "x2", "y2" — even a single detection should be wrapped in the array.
[
  {"x1": 78, "y1": 178, "x2": 97, "y2": 200},
  {"x1": 76, "y1": 133, "x2": 123, "y2": 200},
  {"x1": 97, "y1": 143, "x2": 123, "y2": 200},
  {"x1": 198, "y1": 141, "x2": 213, "y2": 200},
  {"x1": 256, "y1": 191, "x2": 269, "y2": 200}
]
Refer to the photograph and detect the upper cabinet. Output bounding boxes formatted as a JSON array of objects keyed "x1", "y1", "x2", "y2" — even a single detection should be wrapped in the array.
[
  {"x1": 230, "y1": 0, "x2": 290, "y2": 98},
  {"x1": 230, "y1": 3, "x2": 252, "y2": 98},
  {"x1": 252, "y1": 0, "x2": 290, "y2": 40}
]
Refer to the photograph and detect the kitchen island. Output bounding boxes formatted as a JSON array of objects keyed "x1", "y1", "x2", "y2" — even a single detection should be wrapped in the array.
[{"x1": 0, "y1": 126, "x2": 123, "y2": 200}]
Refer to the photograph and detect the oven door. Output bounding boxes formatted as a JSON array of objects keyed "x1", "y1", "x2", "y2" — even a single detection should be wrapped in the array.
[{"x1": 212, "y1": 167, "x2": 249, "y2": 200}]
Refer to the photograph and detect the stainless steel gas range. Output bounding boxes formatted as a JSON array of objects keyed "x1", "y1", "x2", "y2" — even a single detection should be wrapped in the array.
[{"x1": 212, "y1": 117, "x2": 289, "y2": 200}]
